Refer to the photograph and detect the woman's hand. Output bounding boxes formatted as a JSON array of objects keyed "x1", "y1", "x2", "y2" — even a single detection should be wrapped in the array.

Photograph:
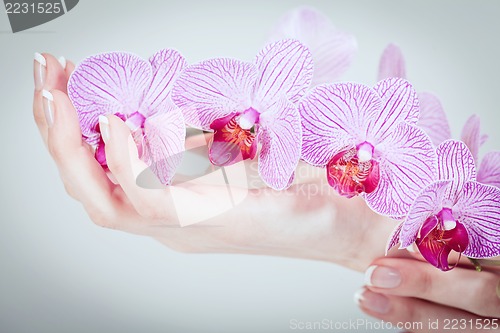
[
  {"x1": 33, "y1": 52, "x2": 401, "y2": 270},
  {"x1": 356, "y1": 255, "x2": 500, "y2": 332}
]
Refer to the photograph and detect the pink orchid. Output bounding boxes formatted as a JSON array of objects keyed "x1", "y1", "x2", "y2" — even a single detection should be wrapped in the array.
[
  {"x1": 378, "y1": 43, "x2": 452, "y2": 147},
  {"x1": 378, "y1": 44, "x2": 500, "y2": 188},
  {"x1": 391, "y1": 140, "x2": 500, "y2": 271},
  {"x1": 68, "y1": 49, "x2": 186, "y2": 185},
  {"x1": 269, "y1": 6, "x2": 357, "y2": 86},
  {"x1": 299, "y1": 79, "x2": 437, "y2": 217},
  {"x1": 171, "y1": 39, "x2": 313, "y2": 190}
]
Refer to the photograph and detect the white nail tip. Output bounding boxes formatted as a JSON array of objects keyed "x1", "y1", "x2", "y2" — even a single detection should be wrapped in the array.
[
  {"x1": 353, "y1": 289, "x2": 365, "y2": 306},
  {"x1": 364, "y1": 265, "x2": 377, "y2": 287},
  {"x1": 99, "y1": 115, "x2": 109, "y2": 124},
  {"x1": 34, "y1": 52, "x2": 47, "y2": 67},
  {"x1": 58, "y1": 56, "x2": 67, "y2": 69},
  {"x1": 42, "y1": 89, "x2": 53, "y2": 101}
]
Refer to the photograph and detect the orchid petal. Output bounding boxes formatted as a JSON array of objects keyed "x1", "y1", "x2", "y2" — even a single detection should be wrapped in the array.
[
  {"x1": 386, "y1": 222, "x2": 402, "y2": 254},
  {"x1": 377, "y1": 43, "x2": 406, "y2": 81},
  {"x1": 68, "y1": 52, "x2": 152, "y2": 145},
  {"x1": 171, "y1": 58, "x2": 257, "y2": 130},
  {"x1": 477, "y1": 151, "x2": 500, "y2": 188},
  {"x1": 369, "y1": 78, "x2": 419, "y2": 142},
  {"x1": 399, "y1": 180, "x2": 451, "y2": 248},
  {"x1": 140, "y1": 49, "x2": 186, "y2": 118},
  {"x1": 299, "y1": 83, "x2": 382, "y2": 166},
  {"x1": 268, "y1": 6, "x2": 357, "y2": 86},
  {"x1": 437, "y1": 140, "x2": 476, "y2": 203},
  {"x1": 366, "y1": 122, "x2": 437, "y2": 218},
  {"x1": 258, "y1": 98, "x2": 302, "y2": 190},
  {"x1": 142, "y1": 105, "x2": 186, "y2": 185},
  {"x1": 417, "y1": 92, "x2": 451, "y2": 146},
  {"x1": 460, "y1": 114, "x2": 481, "y2": 162},
  {"x1": 455, "y1": 181, "x2": 500, "y2": 258},
  {"x1": 254, "y1": 39, "x2": 313, "y2": 108}
]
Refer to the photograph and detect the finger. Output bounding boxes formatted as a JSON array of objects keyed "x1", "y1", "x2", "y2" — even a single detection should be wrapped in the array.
[
  {"x1": 103, "y1": 117, "x2": 246, "y2": 226},
  {"x1": 33, "y1": 53, "x2": 70, "y2": 146},
  {"x1": 356, "y1": 289, "x2": 487, "y2": 333},
  {"x1": 101, "y1": 115, "x2": 178, "y2": 222},
  {"x1": 45, "y1": 89, "x2": 118, "y2": 224},
  {"x1": 364, "y1": 258, "x2": 500, "y2": 318},
  {"x1": 64, "y1": 59, "x2": 75, "y2": 78}
]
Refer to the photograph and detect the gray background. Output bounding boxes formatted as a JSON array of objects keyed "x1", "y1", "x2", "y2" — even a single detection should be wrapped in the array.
[{"x1": 1, "y1": 1, "x2": 499, "y2": 332}]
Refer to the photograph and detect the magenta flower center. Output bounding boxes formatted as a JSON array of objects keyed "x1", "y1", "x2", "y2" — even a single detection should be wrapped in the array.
[
  {"x1": 208, "y1": 108, "x2": 260, "y2": 166},
  {"x1": 326, "y1": 142, "x2": 380, "y2": 198},
  {"x1": 416, "y1": 208, "x2": 469, "y2": 271}
]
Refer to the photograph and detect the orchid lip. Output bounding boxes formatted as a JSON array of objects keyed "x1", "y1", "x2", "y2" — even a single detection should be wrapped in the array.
[
  {"x1": 416, "y1": 207, "x2": 469, "y2": 271},
  {"x1": 326, "y1": 145, "x2": 380, "y2": 197},
  {"x1": 208, "y1": 113, "x2": 258, "y2": 166}
]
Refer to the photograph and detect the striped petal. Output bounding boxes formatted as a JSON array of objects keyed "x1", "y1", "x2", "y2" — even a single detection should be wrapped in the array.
[
  {"x1": 254, "y1": 39, "x2": 313, "y2": 108},
  {"x1": 417, "y1": 92, "x2": 451, "y2": 146},
  {"x1": 268, "y1": 6, "x2": 356, "y2": 86},
  {"x1": 258, "y1": 98, "x2": 302, "y2": 190},
  {"x1": 142, "y1": 104, "x2": 186, "y2": 185},
  {"x1": 366, "y1": 122, "x2": 437, "y2": 218},
  {"x1": 68, "y1": 52, "x2": 152, "y2": 145},
  {"x1": 377, "y1": 43, "x2": 406, "y2": 80},
  {"x1": 299, "y1": 83, "x2": 382, "y2": 166},
  {"x1": 455, "y1": 181, "x2": 500, "y2": 258},
  {"x1": 368, "y1": 78, "x2": 419, "y2": 143},
  {"x1": 437, "y1": 140, "x2": 476, "y2": 203},
  {"x1": 460, "y1": 114, "x2": 482, "y2": 162},
  {"x1": 386, "y1": 222, "x2": 403, "y2": 253},
  {"x1": 477, "y1": 151, "x2": 500, "y2": 188},
  {"x1": 399, "y1": 180, "x2": 451, "y2": 248},
  {"x1": 171, "y1": 58, "x2": 257, "y2": 130},
  {"x1": 140, "y1": 49, "x2": 186, "y2": 118}
]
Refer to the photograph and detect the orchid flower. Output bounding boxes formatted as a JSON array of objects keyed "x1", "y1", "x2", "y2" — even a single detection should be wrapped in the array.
[
  {"x1": 171, "y1": 39, "x2": 313, "y2": 190},
  {"x1": 378, "y1": 44, "x2": 500, "y2": 188},
  {"x1": 389, "y1": 140, "x2": 500, "y2": 271},
  {"x1": 378, "y1": 43, "x2": 452, "y2": 147},
  {"x1": 268, "y1": 6, "x2": 357, "y2": 86},
  {"x1": 68, "y1": 49, "x2": 186, "y2": 185},
  {"x1": 299, "y1": 79, "x2": 437, "y2": 217}
]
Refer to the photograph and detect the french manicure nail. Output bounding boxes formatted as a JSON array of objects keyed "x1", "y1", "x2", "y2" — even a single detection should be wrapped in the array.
[
  {"x1": 99, "y1": 115, "x2": 110, "y2": 143},
  {"x1": 34, "y1": 52, "x2": 47, "y2": 91},
  {"x1": 354, "y1": 288, "x2": 391, "y2": 314},
  {"x1": 365, "y1": 265, "x2": 402, "y2": 289},
  {"x1": 58, "y1": 56, "x2": 67, "y2": 69},
  {"x1": 42, "y1": 90, "x2": 54, "y2": 128}
]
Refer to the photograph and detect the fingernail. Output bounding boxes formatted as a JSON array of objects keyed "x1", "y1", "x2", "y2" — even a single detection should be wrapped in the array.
[
  {"x1": 354, "y1": 288, "x2": 391, "y2": 314},
  {"x1": 365, "y1": 265, "x2": 402, "y2": 289},
  {"x1": 99, "y1": 115, "x2": 110, "y2": 143},
  {"x1": 42, "y1": 90, "x2": 54, "y2": 128},
  {"x1": 58, "y1": 56, "x2": 66, "y2": 69},
  {"x1": 34, "y1": 52, "x2": 47, "y2": 91}
]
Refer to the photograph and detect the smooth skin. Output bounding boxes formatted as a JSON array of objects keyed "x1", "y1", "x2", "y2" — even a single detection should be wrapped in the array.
[{"x1": 34, "y1": 53, "x2": 500, "y2": 331}]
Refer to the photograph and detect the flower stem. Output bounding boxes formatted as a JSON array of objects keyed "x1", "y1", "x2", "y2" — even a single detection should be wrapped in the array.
[{"x1": 467, "y1": 258, "x2": 500, "y2": 272}]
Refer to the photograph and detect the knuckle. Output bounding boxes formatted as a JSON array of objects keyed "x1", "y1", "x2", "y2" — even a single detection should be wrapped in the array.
[
  {"x1": 134, "y1": 200, "x2": 166, "y2": 220},
  {"x1": 467, "y1": 272, "x2": 500, "y2": 316},
  {"x1": 87, "y1": 208, "x2": 116, "y2": 229},
  {"x1": 416, "y1": 268, "x2": 434, "y2": 298}
]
